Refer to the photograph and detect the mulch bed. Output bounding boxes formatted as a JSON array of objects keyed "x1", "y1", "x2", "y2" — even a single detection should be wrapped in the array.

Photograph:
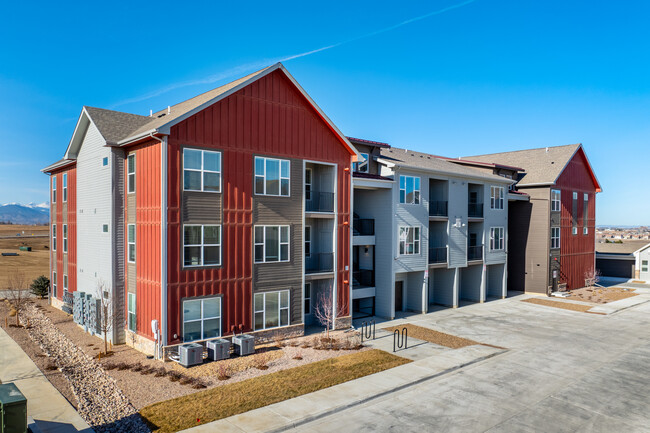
[
  {"x1": 522, "y1": 297, "x2": 594, "y2": 313},
  {"x1": 566, "y1": 287, "x2": 637, "y2": 304},
  {"x1": 383, "y1": 324, "x2": 479, "y2": 349}
]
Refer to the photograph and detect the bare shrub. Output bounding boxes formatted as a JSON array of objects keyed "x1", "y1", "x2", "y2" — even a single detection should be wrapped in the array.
[
  {"x1": 272, "y1": 332, "x2": 285, "y2": 348},
  {"x1": 254, "y1": 350, "x2": 272, "y2": 370},
  {"x1": 215, "y1": 362, "x2": 232, "y2": 380},
  {"x1": 168, "y1": 371, "x2": 182, "y2": 382},
  {"x1": 103, "y1": 362, "x2": 117, "y2": 370},
  {"x1": 153, "y1": 367, "x2": 168, "y2": 377},
  {"x1": 313, "y1": 282, "x2": 348, "y2": 340},
  {"x1": 95, "y1": 281, "x2": 115, "y2": 355},
  {"x1": 179, "y1": 376, "x2": 193, "y2": 385},
  {"x1": 191, "y1": 379, "x2": 207, "y2": 389},
  {"x1": 131, "y1": 362, "x2": 143, "y2": 372},
  {"x1": 116, "y1": 362, "x2": 131, "y2": 371},
  {"x1": 6, "y1": 272, "x2": 29, "y2": 326},
  {"x1": 292, "y1": 350, "x2": 303, "y2": 361}
]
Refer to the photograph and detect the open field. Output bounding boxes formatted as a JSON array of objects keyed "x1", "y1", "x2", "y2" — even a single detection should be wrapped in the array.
[{"x1": 0, "y1": 225, "x2": 49, "y2": 288}]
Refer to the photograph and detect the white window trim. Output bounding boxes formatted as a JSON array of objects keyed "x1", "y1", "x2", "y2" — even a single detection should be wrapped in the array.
[
  {"x1": 254, "y1": 225, "x2": 290, "y2": 263},
  {"x1": 52, "y1": 271, "x2": 57, "y2": 297},
  {"x1": 551, "y1": 227, "x2": 561, "y2": 249},
  {"x1": 52, "y1": 176, "x2": 57, "y2": 203},
  {"x1": 102, "y1": 157, "x2": 109, "y2": 167},
  {"x1": 254, "y1": 290, "x2": 290, "y2": 331},
  {"x1": 305, "y1": 168, "x2": 312, "y2": 200},
  {"x1": 182, "y1": 297, "x2": 222, "y2": 342},
  {"x1": 127, "y1": 154, "x2": 136, "y2": 194},
  {"x1": 399, "y1": 175, "x2": 421, "y2": 205},
  {"x1": 62, "y1": 173, "x2": 68, "y2": 203},
  {"x1": 102, "y1": 224, "x2": 109, "y2": 234},
  {"x1": 182, "y1": 225, "x2": 222, "y2": 267},
  {"x1": 127, "y1": 293, "x2": 136, "y2": 332},
  {"x1": 52, "y1": 224, "x2": 56, "y2": 251},
  {"x1": 490, "y1": 227, "x2": 505, "y2": 251},
  {"x1": 399, "y1": 226, "x2": 421, "y2": 255},
  {"x1": 305, "y1": 225, "x2": 311, "y2": 258},
  {"x1": 62, "y1": 224, "x2": 68, "y2": 253},
  {"x1": 490, "y1": 186, "x2": 505, "y2": 210},
  {"x1": 642, "y1": 260, "x2": 648, "y2": 272},
  {"x1": 63, "y1": 273, "x2": 68, "y2": 293},
  {"x1": 572, "y1": 226, "x2": 578, "y2": 235},
  {"x1": 583, "y1": 227, "x2": 588, "y2": 235},
  {"x1": 254, "y1": 156, "x2": 291, "y2": 196},
  {"x1": 127, "y1": 224, "x2": 136, "y2": 263},
  {"x1": 304, "y1": 283, "x2": 311, "y2": 315},
  {"x1": 551, "y1": 189, "x2": 561, "y2": 212},
  {"x1": 183, "y1": 148, "x2": 222, "y2": 193}
]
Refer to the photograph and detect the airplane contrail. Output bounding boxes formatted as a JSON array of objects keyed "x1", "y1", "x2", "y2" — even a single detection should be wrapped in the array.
[{"x1": 111, "y1": 0, "x2": 477, "y2": 108}]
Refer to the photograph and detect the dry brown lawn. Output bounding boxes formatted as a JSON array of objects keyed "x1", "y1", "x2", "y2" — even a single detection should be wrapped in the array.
[
  {"x1": 140, "y1": 349, "x2": 410, "y2": 433},
  {"x1": 0, "y1": 225, "x2": 50, "y2": 288},
  {"x1": 522, "y1": 297, "x2": 597, "y2": 313},
  {"x1": 566, "y1": 287, "x2": 637, "y2": 304},
  {"x1": 384, "y1": 324, "x2": 479, "y2": 349}
]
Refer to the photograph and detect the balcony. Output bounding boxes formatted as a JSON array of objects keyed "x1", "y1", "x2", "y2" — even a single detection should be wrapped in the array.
[
  {"x1": 468, "y1": 203, "x2": 484, "y2": 218},
  {"x1": 468, "y1": 245, "x2": 483, "y2": 261},
  {"x1": 429, "y1": 246, "x2": 447, "y2": 264},
  {"x1": 429, "y1": 201, "x2": 448, "y2": 217},
  {"x1": 353, "y1": 269, "x2": 375, "y2": 288},
  {"x1": 353, "y1": 218, "x2": 374, "y2": 236},
  {"x1": 306, "y1": 252, "x2": 334, "y2": 274},
  {"x1": 306, "y1": 192, "x2": 334, "y2": 213}
]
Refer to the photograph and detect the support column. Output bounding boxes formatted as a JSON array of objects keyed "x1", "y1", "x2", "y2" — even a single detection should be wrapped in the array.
[
  {"x1": 480, "y1": 263, "x2": 487, "y2": 303},
  {"x1": 452, "y1": 268, "x2": 460, "y2": 308},
  {"x1": 502, "y1": 263, "x2": 507, "y2": 299}
]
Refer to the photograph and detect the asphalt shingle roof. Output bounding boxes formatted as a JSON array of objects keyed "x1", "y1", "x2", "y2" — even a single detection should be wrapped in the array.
[
  {"x1": 596, "y1": 240, "x2": 650, "y2": 254},
  {"x1": 84, "y1": 107, "x2": 151, "y2": 145}
]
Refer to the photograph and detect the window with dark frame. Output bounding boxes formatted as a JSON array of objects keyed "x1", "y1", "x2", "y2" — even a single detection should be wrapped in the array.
[
  {"x1": 127, "y1": 154, "x2": 136, "y2": 194},
  {"x1": 254, "y1": 225, "x2": 290, "y2": 263},
  {"x1": 254, "y1": 290, "x2": 290, "y2": 330},
  {"x1": 255, "y1": 156, "x2": 290, "y2": 196},
  {"x1": 183, "y1": 225, "x2": 221, "y2": 267}
]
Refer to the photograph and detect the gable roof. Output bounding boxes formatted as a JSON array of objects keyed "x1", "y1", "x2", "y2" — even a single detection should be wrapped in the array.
[
  {"x1": 84, "y1": 107, "x2": 151, "y2": 145},
  {"x1": 596, "y1": 240, "x2": 650, "y2": 255},
  {"x1": 463, "y1": 144, "x2": 601, "y2": 191},
  {"x1": 378, "y1": 147, "x2": 513, "y2": 184}
]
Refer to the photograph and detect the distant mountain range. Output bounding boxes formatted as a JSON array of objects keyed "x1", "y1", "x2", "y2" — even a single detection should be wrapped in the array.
[{"x1": 0, "y1": 202, "x2": 50, "y2": 225}]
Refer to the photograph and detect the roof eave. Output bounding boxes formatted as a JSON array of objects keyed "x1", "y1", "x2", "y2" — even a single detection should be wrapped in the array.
[
  {"x1": 376, "y1": 158, "x2": 515, "y2": 184},
  {"x1": 41, "y1": 159, "x2": 76, "y2": 174}
]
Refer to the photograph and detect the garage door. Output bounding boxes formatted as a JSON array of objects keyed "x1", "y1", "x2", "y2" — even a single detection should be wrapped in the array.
[{"x1": 596, "y1": 258, "x2": 634, "y2": 278}]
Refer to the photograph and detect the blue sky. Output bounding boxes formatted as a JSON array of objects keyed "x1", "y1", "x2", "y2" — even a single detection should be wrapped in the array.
[{"x1": 1, "y1": 0, "x2": 648, "y2": 225}]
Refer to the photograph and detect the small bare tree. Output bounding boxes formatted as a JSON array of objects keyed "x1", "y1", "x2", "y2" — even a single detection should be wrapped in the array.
[
  {"x1": 6, "y1": 271, "x2": 29, "y2": 326},
  {"x1": 95, "y1": 281, "x2": 114, "y2": 355},
  {"x1": 313, "y1": 283, "x2": 347, "y2": 340},
  {"x1": 585, "y1": 268, "x2": 602, "y2": 288}
]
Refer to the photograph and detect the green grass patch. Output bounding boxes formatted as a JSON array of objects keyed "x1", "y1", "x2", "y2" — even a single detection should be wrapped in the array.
[{"x1": 140, "y1": 349, "x2": 409, "y2": 432}]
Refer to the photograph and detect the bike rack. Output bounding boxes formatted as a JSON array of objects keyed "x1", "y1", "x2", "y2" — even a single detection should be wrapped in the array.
[
  {"x1": 360, "y1": 320, "x2": 376, "y2": 343},
  {"x1": 393, "y1": 327, "x2": 408, "y2": 352}
]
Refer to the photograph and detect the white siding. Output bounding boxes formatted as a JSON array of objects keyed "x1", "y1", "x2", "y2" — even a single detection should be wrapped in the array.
[
  {"x1": 484, "y1": 183, "x2": 508, "y2": 265},
  {"x1": 447, "y1": 178, "x2": 468, "y2": 268},
  {"x1": 394, "y1": 169, "x2": 429, "y2": 273}
]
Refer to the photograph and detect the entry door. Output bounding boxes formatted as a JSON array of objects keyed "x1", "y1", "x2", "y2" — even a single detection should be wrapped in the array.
[{"x1": 395, "y1": 281, "x2": 403, "y2": 312}]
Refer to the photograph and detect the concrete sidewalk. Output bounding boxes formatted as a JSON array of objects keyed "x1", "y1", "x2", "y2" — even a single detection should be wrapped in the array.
[
  {"x1": 0, "y1": 326, "x2": 92, "y2": 433},
  {"x1": 182, "y1": 344, "x2": 505, "y2": 433}
]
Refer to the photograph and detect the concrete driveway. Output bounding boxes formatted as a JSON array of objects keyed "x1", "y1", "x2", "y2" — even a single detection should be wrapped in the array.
[{"x1": 294, "y1": 292, "x2": 650, "y2": 432}]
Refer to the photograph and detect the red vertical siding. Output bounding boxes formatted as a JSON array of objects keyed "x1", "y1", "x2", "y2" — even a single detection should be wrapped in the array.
[
  {"x1": 50, "y1": 166, "x2": 77, "y2": 299},
  {"x1": 556, "y1": 148, "x2": 598, "y2": 290}
]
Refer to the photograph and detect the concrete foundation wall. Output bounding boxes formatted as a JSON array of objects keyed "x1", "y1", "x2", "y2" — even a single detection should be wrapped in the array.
[{"x1": 460, "y1": 264, "x2": 483, "y2": 301}]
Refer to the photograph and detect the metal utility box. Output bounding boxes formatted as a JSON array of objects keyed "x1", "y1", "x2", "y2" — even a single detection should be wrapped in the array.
[
  {"x1": 84, "y1": 295, "x2": 101, "y2": 335},
  {"x1": 72, "y1": 291, "x2": 85, "y2": 325},
  {"x1": 178, "y1": 343, "x2": 203, "y2": 367},
  {"x1": 206, "y1": 339, "x2": 231, "y2": 361},
  {"x1": 233, "y1": 334, "x2": 255, "y2": 356},
  {"x1": 0, "y1": 383, "x2": 27, "y2": 433}
]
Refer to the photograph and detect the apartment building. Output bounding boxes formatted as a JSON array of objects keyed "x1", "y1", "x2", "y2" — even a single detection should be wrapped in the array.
[
  {"x1": 350, "y1": 141, "x2": 515, "y2": 319},
  {"x1": 43, "y1": 63, "x2": 360, "y2": 354}
]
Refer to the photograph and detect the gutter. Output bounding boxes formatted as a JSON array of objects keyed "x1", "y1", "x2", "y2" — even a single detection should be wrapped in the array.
[{"x1": 376, "y1": 158, "x2": 515, "y2": 185}]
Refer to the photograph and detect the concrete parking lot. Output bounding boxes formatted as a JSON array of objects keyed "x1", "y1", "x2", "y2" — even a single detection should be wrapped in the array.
[{"x1": 294, "y1": 290, "x2": 650, "y2": 432}]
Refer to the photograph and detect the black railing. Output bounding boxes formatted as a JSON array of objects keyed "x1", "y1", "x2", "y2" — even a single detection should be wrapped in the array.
[
  {"x1": 468, "y1": 245, "x2": 483, "y2": 261},
  {"x1": 306, "y1": 192, "x2": 334, "y2": 212},
  {"x1": 429, "y1": 200, "x2": 448, "y2": 217},
  {"x1": 306, "y1": 252, "x2": 334, "y2": 273},
  {"x1": 353, "y1": 218, "x2": 375, "y2": 236},
  {"x1": 353, "y1": 269, "x2": 375, "y2": 288},
  {"x1": 429, "y1": 247, "x2": 447, "y2": 264},
  {"x1": 468, "y1": 203, "x2": 484, "y2": 218}
]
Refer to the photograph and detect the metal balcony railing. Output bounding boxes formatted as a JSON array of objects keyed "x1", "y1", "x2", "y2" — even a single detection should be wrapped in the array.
[
  {"x1": 353, "y1": 218, "x2": 375, "y2": 236},
  {"x1": 305, "y1": 252, "x2": 334, "y2": 273},
  {"x1": 353, "y1": 269, "x2": 375, "y2": 288},
  {"x1": 306, "y1": 192, "x2": 334, "y2": 212},
  {"x1": 468, "y1": 245, "x2": 483, "y2": 261},
  {"x1": 429, "y1": 200, "x2": 448, "y2": 217},
  {"x1": 468, "y1": 203, "x2": 484, "y2": 218},
  {"x1": 428, "y1": 247, "x2": 447, "y2": 264}
]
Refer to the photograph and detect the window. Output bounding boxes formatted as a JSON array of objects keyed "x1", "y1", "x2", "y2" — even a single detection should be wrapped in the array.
[
  {"x1": 63, "y1": 224, "x2": 68, "y2": 253},
  {"x1": 399, "y1": 176, "x2": 420, "y2": 204},
  {"x1": 399, "y1": 226, "x2": 420, "y2": 255},
  {"x1": 490, "y1": 227, "x2": 505, "y2": 251},
  {"x1": 642, "y1": 260, "x2": 648, "y2": 273},
  {"x1": 63, "y1": 274, "x2": 68, "y2": 293},
  {"x1": 572, "y1": 227, "x2": 578, "y2": 235},
  {"x1": 52, "y1": 224, "x2": 56, "y2": 251},
  {"x1": 52, "y1": 176, "x2": 57, "y2": 203},
  {"x1": 62, "y1": 173, "x2": 68, "y2": 202},
  {"x1": 127, "y1": 224, "x2": 136, "y2": 263},
  {"x1": 183, "y1": 148, "x2": 221, "y2": 192},
  {"x1": 551, "y1": 190, "x2": 561, "y2": 212},
  {"x1": 128, "y1": 293, "x2": 136, "y2": 332},
  {"x1": 127, "y1": 154, "x2": 135, "y2": 194},
  {"x1": 52, "y1": 271, "x2": 57, "y2": 298},
  {"x1": 254, "y1": 290, "x2": 290, "y2": 330},
  {"x1": 255, "y1": 156, "x2": 290, "y2": 196},
  {"x1": 182, "y1": 297, "x2": 221, "y2": 341},
  {"x1": 254, "y1": 225, "x2": 289, "y2": 263},
  {"x1": 102, "y1": 157, "x2": 109, "y2": 167},
  {"x1": 490, "y1": 186, "x2": 504, "y2": 210},
  {"x1": 572, "y1": 191, "x2": 578, "y2": 234},
  {"x1": 102, "y1": 224, "x2": 109, "y2": 233},
  {"x1": 583, "y1": 193, "x2": 588, "y2": 234},
  {"x1": 353, "y1": 153, "x2": 369, "y2": 173},
  {"x1": 583, "y1": 227, "x2": 588, "y2": 235},
  {"x1": 304, "y1": 226, "x2": 311, "y2": 257},
  {"x1": 305, "y1": 168, "x2": 312, "y2": 200},
  {"x1": 304, "y1": 283, "x2": 311, "y2": 315},
  {"x1": 551, "y1": 227, "x2": 560, "y2": 249},
  {"x1": 183, "y1": 225, "x2": 221, "y2": 267}
]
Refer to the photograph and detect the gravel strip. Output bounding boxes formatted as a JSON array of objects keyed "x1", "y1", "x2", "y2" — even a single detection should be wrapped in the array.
[
  {"x1": 521, "y1": 297, "x2": 594, "y2": 312},
  {"x1": 22, "y1": 304, "x2": 150, "y2": 433}
]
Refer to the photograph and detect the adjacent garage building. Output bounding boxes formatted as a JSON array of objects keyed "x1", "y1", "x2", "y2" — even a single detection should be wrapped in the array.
[{"x1": 595, "y1": 240, "x2": 650, "y2": 280}]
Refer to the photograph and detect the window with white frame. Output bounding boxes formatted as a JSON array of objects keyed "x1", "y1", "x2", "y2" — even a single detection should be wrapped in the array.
[
  {"x1": 52, "y1": 271, "x2": 57, "y2": 298},
  {"x1": 399, "y1": 226, "x2": 420, "y2": 255},
  {"x1": 399, "y1": 175, "x2": 420, "y2": 204},
  {"x1": 102, "y1": 157, "x2": 109, "y2": 167},
  {"x1": 63, "y1": 224, "x2": 68, "y2": 253},
  {"x1": 127, "y1": 154, "x2": 135, "y2": 194},
  {"x1": 304, "y1": 283, "x2": 311, "y2": 315},
  {"x1": 551, "y1": 227, "x2": 560, "y2": 249},
  {"x1": 642, "y1": 260, "x2": 648, "y2": 273},
  {"x1": 353, "y1": 153, "x2": 369, "y2": 173},
  {"x1": 490, "y1": 227, "x2": 505, "y2": 251},
  {"x1": 254, "y1": 290, "x2": 290, "y2": 330},
  {"x1": 572, "y1": 191, "x2": 578, "y2": 234},
  {"x1": 551, "y1": 189, "x2": 561, "y2": 212},
  {"x1": 572, "y1": 226, "x2": 578, "y2": 235},
  {"x1": 62, "y1": 173, "x2": 68, "y2": 202},
  {"x1": 183, "y1": 148, "x2": 221, "y2": 192},
  {"x1": 183, "y1": 225, "x2": 221, "y2": 267},
  {"x1": 254, "y1": 225, "x2": 289, "y2": 263},
  {"x1": 128, "y1": 293, "x2": 136, "y2": 332},
  {"x1": 63, "y1": 274, "x2": 68, "y2": 293},
  {"x1": 52, "y1": 176, "x2": 57, "y2": 203},
  {"x1": 102, "y1": 224, "x2": 109, "y2": 233},
  {"x1": 255, "y1": 156, "x2": 290, "y2": 196},
  {"x1": 583, "y1": 193, "x2": 588, "y2": 234},
  {"x1": 490, "y1": 186, "x2": 504, "y2": 210},
  {"x1": 182, "y1": 297, "x2": 221, "y2": 341},
  {"x1": 305, "y1": 168, "x2": 312, "y2": 200},
  {"x1": 127, "y1": 224, "x2": 136, "y2": 263},
  {"x1": 304, "y1": 226, "x2": 311, "y2": 257},
  {"x1": 52, "y1": 224, "x2": 56, "y2": 251}
]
